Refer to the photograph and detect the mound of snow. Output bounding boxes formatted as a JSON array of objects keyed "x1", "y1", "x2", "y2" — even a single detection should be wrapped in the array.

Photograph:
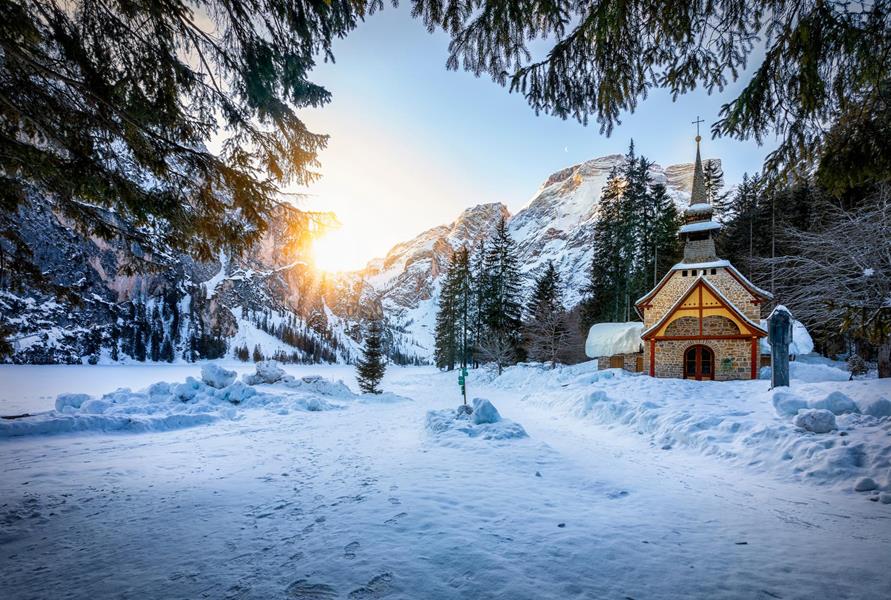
[
  {"x1": 54, "y1": 393, "x2": 91, "y2": 413},
  {"x1": 471, "y1": 398, "x2": 501, "y2": 424},
  {"x1": 771, "y1": 390, "x2": 807, "y2": 417},
  {"x1": 358, "y1": 392, "x2": 412, "y2": 404},
  {"x1": 858, "y1": 397, "x2": 891, "y2": 418},
  {"x1": 0, "y1": 370, "x2": 359, "y2": 438},
  {"x1": 760, "y1": 361, "x2": 849, "y2": 383},
  {"x1": 793, "y1": 409, "x2": 837, "y2": 433},
  {"x1": 201, "y1": 363, "x2": 237, "y2": 389},
  {"x1": 242, "y1": 361, "x2": 288, "y2": 385},
  {"x1": 283, "y1": 375, "x2": 353, "y2": 397},
  {"x1": 491, "y1": 361, "x2": 891, "y2": 492},
  {"x1": 811, "y1": 391, "x2": 859, "y2": 415},
  {"x1": 426, "y1": 400, "x2": 527, "y2": 442}
]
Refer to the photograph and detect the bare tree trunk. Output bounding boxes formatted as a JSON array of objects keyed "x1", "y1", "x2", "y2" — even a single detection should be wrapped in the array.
[{"x1": 879, "y1": 334, "x2": 891, "y2": 379}]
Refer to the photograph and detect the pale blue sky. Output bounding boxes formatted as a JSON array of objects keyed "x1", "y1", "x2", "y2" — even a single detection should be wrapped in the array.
[{"x1": 298, "y1": 6, "x2": 777, "y2": 271}]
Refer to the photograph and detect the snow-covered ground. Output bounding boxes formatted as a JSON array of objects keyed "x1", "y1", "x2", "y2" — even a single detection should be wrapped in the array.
[{"x1": 1, "y1": 361, "x2": 890, "y2": 599}]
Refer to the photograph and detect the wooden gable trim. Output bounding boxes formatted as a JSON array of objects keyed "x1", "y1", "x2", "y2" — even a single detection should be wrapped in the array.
[{"x1": 642, "y1": 277, "x2": 767, "y2": 340}]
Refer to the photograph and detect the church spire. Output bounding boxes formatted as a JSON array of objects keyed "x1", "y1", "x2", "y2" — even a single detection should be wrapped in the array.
[
  {"x1": 690, "y1": 134, "x2": 707, "y2": 205},
  {"x1": 679, "y1": 127, "x2": 721, "y2": 264}
]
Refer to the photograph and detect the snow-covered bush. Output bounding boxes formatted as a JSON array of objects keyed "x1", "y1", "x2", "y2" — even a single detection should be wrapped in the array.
[
  {"x1": 793, "y1": 409, "x2": 837, "y2": 433},
  {"x1": 201, "y1": 363, "x2": 237, "y2": 389},
  {"x1": 847, "y1": 354, "x2": 868, "y2": 377}
]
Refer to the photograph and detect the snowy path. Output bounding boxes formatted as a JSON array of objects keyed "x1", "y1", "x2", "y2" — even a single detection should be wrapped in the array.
[{"x1": 1, "y1": 365, "x2": 890, "y2": 599}]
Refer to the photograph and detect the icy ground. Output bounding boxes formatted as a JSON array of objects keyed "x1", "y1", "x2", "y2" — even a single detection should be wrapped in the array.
[{"x1": 1, "y1": 362, "x2": 890, "y2": 599}]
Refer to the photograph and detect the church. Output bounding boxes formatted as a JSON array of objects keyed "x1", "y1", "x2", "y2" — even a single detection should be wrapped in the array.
[{"x1": 633, "y1": 135, "x2": 772, "y2": 380}]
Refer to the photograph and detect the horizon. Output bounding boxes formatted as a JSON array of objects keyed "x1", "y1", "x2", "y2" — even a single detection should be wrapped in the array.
[{"x1": 298, "y1": 5, "x2": 777, "y2": 272}]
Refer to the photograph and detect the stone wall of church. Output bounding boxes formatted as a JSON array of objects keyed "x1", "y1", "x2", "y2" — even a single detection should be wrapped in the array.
[{"x1": 644, "y1": 338, "x2": 754, "y2": 380}]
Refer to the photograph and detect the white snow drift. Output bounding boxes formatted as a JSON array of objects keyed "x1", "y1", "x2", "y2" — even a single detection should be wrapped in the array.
[
  {"x1": 483, "y1": 360, "x2": 891, "y2": 494},
  {"x1": 0, "y1": 361, "x2": 358, "y2": 438}
]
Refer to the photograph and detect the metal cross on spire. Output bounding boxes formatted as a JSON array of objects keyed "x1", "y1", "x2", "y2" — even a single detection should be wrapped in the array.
[{"x1": 692, "y1": 116, "x2": 705, "y2": 140}]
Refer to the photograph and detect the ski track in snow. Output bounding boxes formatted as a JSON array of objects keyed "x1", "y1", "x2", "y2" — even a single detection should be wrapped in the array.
[{"x1": 1, "y1": 364, "x2": 890, "y2": 599}]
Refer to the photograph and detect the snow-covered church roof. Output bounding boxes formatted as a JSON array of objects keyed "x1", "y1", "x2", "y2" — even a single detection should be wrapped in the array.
[{"x1": 585, "y1": 322, "x2": 644, "y2": 358}]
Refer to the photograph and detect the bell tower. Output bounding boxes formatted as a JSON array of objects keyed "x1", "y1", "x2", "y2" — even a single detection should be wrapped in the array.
[{"x1": 680, "y1": 120, "x2": 721, "y2": 264}]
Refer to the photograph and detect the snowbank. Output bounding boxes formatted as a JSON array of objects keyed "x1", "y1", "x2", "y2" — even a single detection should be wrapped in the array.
[
  {"x1": 584, "y1": 322, "x2": 643, "y2": 358},
  {"x1": 0, "y1": 363, "x2": 363, "y2": 438},
  {"x1": 426, "y1": 398, "x2": 527, "y2": 442},
  {"x1": 760, "y1": 360, "x2": 850, "y2": 383},
  {"x1": 485, "y1": 361, "x2": 891, "y2": 494}
]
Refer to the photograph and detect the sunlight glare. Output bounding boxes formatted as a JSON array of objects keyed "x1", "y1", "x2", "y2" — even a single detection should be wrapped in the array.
[{"x1": 310, "y1": 224, "x2": 367, "y2": 273}]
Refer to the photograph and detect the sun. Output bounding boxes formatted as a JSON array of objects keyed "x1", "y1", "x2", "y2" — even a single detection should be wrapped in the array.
[{"x1": 310, "y1": 224, "x2": 368, "y2": 273}]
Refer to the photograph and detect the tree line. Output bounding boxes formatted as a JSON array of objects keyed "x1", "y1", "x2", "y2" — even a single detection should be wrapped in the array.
[{"x1": 434, "y1": 142, "x2": 689, "y2": 372}]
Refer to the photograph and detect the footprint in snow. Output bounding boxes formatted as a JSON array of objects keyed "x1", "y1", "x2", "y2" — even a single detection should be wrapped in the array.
[
  {"x1": 348, "y1": 572, "x2": 394, "y2": 599},
  {"x1": 385, "y1": 512, "x2": 408, "y2": 525},
  {"x1": 286, "y1": 580, "x2": 338, "y2": 599},
  {"x1": 344, "y1": 541, "x2": 360, "y2": 559}
]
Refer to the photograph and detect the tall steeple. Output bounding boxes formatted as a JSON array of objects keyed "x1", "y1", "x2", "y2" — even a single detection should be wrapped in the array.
[
  {"x1": 690, "y1": 134, "x2": 707, "y2": 206},
  {"x1": 679, "y1": 126, "x2": 721, "y2": 264}
]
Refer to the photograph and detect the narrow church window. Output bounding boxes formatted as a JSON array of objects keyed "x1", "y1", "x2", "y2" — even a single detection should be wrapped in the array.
[
  {"x1": 691, "y1": 269, "x2": 697, "y2": 276},
  {"x1": 711, "y1": 269, "x2": 717, "y2": 275},
  {"x1": 682, "y1": 270, "x2": 688, "y2": 276}
]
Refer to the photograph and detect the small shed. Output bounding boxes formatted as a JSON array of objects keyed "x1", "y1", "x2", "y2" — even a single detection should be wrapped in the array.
[{"x1": 585, "y1": 322, "x2": 645, "y2": 372}]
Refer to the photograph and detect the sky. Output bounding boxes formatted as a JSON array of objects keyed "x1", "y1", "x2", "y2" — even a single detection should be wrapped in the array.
[{"x1": 297, "y1": 6, "x2": 777, "y2": 272}]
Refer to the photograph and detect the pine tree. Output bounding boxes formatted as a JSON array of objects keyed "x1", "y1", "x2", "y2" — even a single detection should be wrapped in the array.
[
  {"x1": 109, "y1": 322, "x2": 120, "y2": 362},
  {"x1": 433, "y1": 247, "x2": 473, "y2": 370},
  {"x1": 149, "y1": 306, "x2": 163, "y2": 362},
  {"x1": 524, "y1": 262, "x2": 569, "y2": 367},
  {"x1": 356, "y1": 317, "x2": 387, "y2": 394},
  {"x1": 433, "y1": 270, "x2": 457, "y2": 370},
  {"x1": 650, "y1": 183, "x2": 682, "y2": 284},
  {"x1": 703, "y1": 160, "x2": 726, "y2": 207},
  {"x1": 480, "y1": 216, "x2": 524, "y2": 362},
  {"x1": 1, "y1": 0, "x2": 373, "y2": 300},
  {"x1": 581, "y1": 166, "x2": 628, "y2": 327},
  {"x1": 160, "y1": 337, "x2": 175, "y2": 363},
  {"x1": 252, "y1": 345, "x2": 264, "y2": 363}
]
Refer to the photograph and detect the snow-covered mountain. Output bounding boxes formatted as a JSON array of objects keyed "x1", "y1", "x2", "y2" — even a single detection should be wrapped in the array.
[
  {"x1": 324, "y1": 154, "x2": 715, "y2": 362},
  {"x1": 3, "y1": 153, "x2": 714, "y2": 365}
]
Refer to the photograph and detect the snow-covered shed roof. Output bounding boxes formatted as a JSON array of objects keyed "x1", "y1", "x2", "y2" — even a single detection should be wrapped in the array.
[{"x1": 585, "y1": 322, "x2": 644, "y2": 358}]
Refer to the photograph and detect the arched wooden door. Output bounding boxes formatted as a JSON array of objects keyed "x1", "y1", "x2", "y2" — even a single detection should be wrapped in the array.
[{"x1": 684, "y1": 345, "x2": 714, "y2": 381}]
